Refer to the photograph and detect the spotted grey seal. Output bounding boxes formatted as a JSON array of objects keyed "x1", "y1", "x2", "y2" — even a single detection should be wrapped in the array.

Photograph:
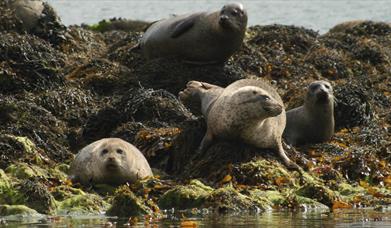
[
  {"x1": 283, "y1": 81, "x2": 335, "y2": 146},
  {"x1": 179, "y1": 79, "x2": 300, "y2": 170},
  {"x1": 69, "y1": 138, "x2": 153, "y2": 186},
  {"x1": 7, "y1": 0, "x2": 45, "y2": 32},
  {"x1": 139, "y1": 3, "x2": 248, "y2": 64}
]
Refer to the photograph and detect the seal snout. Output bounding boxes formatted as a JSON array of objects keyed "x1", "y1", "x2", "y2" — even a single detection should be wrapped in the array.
[
  {"x1": 219, "y1": 15, "x2": 230, "y2": 26},
  {"x1": 263, "y1": 103, "x2": 283, "y2": 116},
  {"x1": 316, "y1": 89, "x2": 330, "y2": 103}
]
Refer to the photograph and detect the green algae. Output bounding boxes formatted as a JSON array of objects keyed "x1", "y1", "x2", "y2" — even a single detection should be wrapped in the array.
[
  {"x1": 0, "y1": 205, "x2": 38, "y2": 216},
  {"x1": 158, "y1": 179, "x2": 213, "y2": 210},
  {"x1": 106, "y1": 185, "x2": 153, "y2": 217},
  {"x1": 57, "y1": 194, "x2": 109, "y2": 214},
  {"x1": 5, "y1": 162, "x2": 50, "y2": 180},
  {"x1": 206, "y1": 185, "x2": 267, "y2": 213}
]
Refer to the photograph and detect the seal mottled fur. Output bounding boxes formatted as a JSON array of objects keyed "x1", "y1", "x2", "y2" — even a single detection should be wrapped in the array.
[
  {"x1": 69, "y1": 138, "x2": 153, "y2": 186},
  {"x1": 283, "y1": 81, "x2": 335, "y2": 145},
  {"x1": 179, "y1": 79, "x2": 299, "y2": 170},
  {"x1": 7, "y1": 0, "x2": 44, "y2": 32},
  {"x1": 139, "y1": 3, "x2": 247, "y2": 64}
]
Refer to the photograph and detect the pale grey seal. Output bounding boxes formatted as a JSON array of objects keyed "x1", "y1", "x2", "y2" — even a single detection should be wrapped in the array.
[
  {"x1": 7, "y1": 0, "x2": 45, "y2": 32},
  {"x1": 69, "y1": 138, "x2": 153, "y2": 186},
  {"x1": 179, "y1": 79, "x2": 300, "y2": 170},
  {"x1": 283, "y1": 81, "x2": 335, "y2": 146},
  {"x1": 139, "y1": 3, "x2": 248, "y2": 64}
]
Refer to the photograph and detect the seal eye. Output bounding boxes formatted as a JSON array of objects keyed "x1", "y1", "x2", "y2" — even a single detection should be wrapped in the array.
[
  {"x1": 101, "y1": 149, "x2": 108, "y2": 155},
  {"x1": 116, "y1": 149, "x2": 124, "y2": 155},
  {"x1": 231, "y1": 10, "x2": 238, "y2": 16},
  {"x1": 324, "y1": 84, "x2": 330, "y2": 89},
  {"x1": 263, "y1": 95, "x2": 270, "y2": 101},
  {"x1": 252, "y1": 91, "x2": 257, "y2": 95}
]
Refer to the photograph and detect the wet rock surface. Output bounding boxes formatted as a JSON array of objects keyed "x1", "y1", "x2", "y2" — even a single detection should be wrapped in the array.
[{"x1": 0, "y1": 3, "x2": 390, "y2": 218}]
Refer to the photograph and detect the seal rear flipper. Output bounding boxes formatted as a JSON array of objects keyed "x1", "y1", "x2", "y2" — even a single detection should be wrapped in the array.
[
  {"x1": 170, "y1": 13, "x2": 202, "y2": 38},
  {"x1": 198, "y1": 129, "x2": 214, "y2": 153}
]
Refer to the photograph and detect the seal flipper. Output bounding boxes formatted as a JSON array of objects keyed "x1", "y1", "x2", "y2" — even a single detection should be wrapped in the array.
[
  {"x1": 170, "y1": 13, "x2": 202, "y2": 38},
  {"x1": 198, "y1": 129, "x2": 214, "y2": 153},
  {"x1": 276, "y1": 144, "x2": 301, "y2": 172}
]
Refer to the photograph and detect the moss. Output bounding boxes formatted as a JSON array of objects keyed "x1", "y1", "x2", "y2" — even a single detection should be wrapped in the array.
[
  {"x1": 206, "y1": 186, "x2": 266, "y2": 213},
  {"x1": 296, "y1": 182, "x2": 339, "y2": 208},
  {"x1": 158, "y1": 179, "x2": 213, "y2": 210},
  {"x1": 57, "y1": 194, "x2": 109, "y2": 214},
  {"x1": 0, "y1": 205, "x2": 38, "y2": 216},
  {"x1": 106, "y1": 185, "x2": 152, "y2": 217},
  {"x1": 338, "y1": 182, "x2": 365, "y2": 196},
  {"x1": 0, "y1": 169, "x2": 19, "y2": 204},
  {"x1": 5, "y1": 162, "x2": 49, "y2": 180},
  {"x1": 16, "y1": 179, "x2": 56, "y2": 214},
  {"x1": 233, "y1": 159, "x2": 296, "y2": 187}
]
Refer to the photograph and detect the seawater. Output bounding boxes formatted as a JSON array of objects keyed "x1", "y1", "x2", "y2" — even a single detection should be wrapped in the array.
[
  {"x1": 47, "y1": 0, "x2": 391, "y2": 34},
  {"x1": 2, "y1": 209, "x2": 391, "y2": 227}
]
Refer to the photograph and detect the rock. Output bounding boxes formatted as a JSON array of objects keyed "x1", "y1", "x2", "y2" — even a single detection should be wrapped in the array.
[
  {"x1": 158, "y1": 179, "x2": 213, "y2": 210},
  {"x1": 106, "y1": 185, "x2": 153, "y2": 217},
  {"x1": 0, "y1": 205, "x2": 38, "y2": 216}
]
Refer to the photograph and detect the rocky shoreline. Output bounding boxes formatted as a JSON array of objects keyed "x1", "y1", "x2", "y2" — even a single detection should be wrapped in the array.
[{"x1": 0, "y1": 2, "x2": 390, "y2": 219}]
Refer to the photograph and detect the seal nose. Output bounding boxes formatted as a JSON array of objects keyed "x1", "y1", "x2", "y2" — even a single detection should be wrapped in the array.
[
  {"x1": 108, "y1": 157, "x2": 115, "y2": 162},
  {"x1": 219, "y1": 15, "x2": 229, "y2": 25},
  {"x1": 316, "y1": 89, "x2": 329, "y2": 102},
  {"x1": 263, "y1": 103, "x2": 282, "y2": 116}
]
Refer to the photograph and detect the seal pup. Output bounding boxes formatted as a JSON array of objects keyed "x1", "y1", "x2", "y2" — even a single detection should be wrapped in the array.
[
  {"x1": 69, "y1": 138, "x2": 153, "y2": 186},
  {"x1": 7, "y1": 0, "x2": 45, "y2": 32},
  {"x1": 139, "y1": 3, "x2": 248, "y2": 64},
  {"x1": 179, "y1": 79, "x2": 300, "y2": 170},
  {"x1": 283, "y1": 81, "x2": 335, "y2": 146}
]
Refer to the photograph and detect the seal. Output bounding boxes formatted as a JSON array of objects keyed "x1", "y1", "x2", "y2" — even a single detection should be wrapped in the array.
[
  {"x1": 283, "y1": 80, "x2": 335, "y2": 146},
  {"x1": 69, "y1": 138, "x2": 153, "y2": 186},
  {"x1": 179, "y1": 79, "x2": 300, "y2": 170},
  {"x1": 7, "y1": 0, "x2": 45, "y2": 32},
  {"x1": 139, "y1": 3, "x2": 247, "y2": 64}
]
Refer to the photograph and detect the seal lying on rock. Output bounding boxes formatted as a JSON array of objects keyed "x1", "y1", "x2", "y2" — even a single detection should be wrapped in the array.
[
  {"x1": 7, "y1": 0, "x2": 44, "y2": 32},
  {"x1": 179, "y1": 79, "x2": 300, "y2": 170},
  {"x1": 283, "y1": 81, "x2": 335, "y2": 146},
  {"x1": 139, "y1": 3, "x2": 247, "y2": 64},
  {"x1": 69, "y1": 138, "x2": 153, "y2": 186}
]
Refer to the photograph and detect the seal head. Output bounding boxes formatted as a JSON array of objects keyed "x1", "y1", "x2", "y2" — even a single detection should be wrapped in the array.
[
  {"x1": 219, "y1": 3, "x2": 248, "y2": 32},
  {"x1": 235, "y1": 86, "x2": 283, "y2": 117}
]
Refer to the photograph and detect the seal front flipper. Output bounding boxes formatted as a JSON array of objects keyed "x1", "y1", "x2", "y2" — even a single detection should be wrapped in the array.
[{"x1": 170, "y1": 13, "x2": 202, "y2": 38}]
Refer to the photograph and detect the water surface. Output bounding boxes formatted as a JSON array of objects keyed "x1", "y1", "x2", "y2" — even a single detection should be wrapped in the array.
[
  {"x1": 2, "y1": 209, "x2": 391, "y2": 227},
  {"x1": 47, "y1": 0, "x2": 391, "y2": 34}
]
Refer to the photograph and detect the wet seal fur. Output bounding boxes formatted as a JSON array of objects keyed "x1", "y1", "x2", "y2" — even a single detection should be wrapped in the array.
[
  {"x1": 69, "y1": 138, "x2": 153, "y2": 186},
  {"x1": 139, "y1": 3, "x2": 247, "y2": 64},
  {"x1": 283, "y1": 81, "x2": 335, "y2": 146},
  {"x1": 179, "y1": 79, "x2": 300, "y2": 170}
]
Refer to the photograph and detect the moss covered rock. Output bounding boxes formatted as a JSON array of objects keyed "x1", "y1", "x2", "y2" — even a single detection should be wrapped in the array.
[
  {"x1": 57, "y1": 193, "x2": 109, "y2": 214},
  {"x1": 206, "y1": 186, "x2": 267, "y2": 213},
  {"x1": 106, "y1": 185, "x2": 152, "y2": 217},
  {"x1": 158, "y1": 179, "x2": 213, "y2": 210},
  {"x1": 0, "y1": 205, "x2": 38, "y2": 216}
]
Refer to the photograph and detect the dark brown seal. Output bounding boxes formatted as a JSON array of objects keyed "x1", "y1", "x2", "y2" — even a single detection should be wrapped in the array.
[
  {"x1": 139, "y1": 3, "x2": 247, "y2": 64},
  {"x1": 179, "y1": 79, "x2": 300, "y2": 170},
  {"x1": 283, "y1": 80, "x2": 335, "y2": 146},
  {"x1": 69, "y1": 138, "x2": 153, "y2": 186}
]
